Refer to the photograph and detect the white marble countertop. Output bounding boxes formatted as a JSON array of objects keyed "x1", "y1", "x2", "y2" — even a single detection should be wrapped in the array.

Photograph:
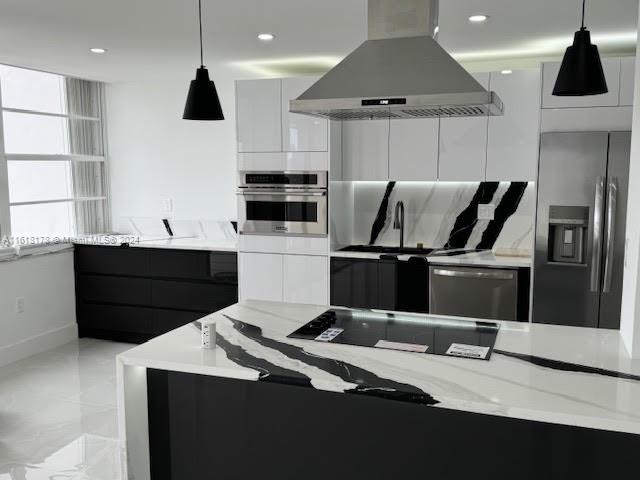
[
  {"x1": 331, "y1": 249, "x2": 531, "y2": 268},
  {"x1": 118, "y1": 300, "x2": 640, "y2": 435},
  {"x1": 427, "y1": 250, "x2": 531, "y2": 268},
  {"x1": 73, "y1": 235, "x2": 237, "y2": 252}
]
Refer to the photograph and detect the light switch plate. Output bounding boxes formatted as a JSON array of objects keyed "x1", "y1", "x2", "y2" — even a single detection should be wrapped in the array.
[
  {"x1": 478, "y1": 203, "x2": 495, "y2": 220},
  {"x1": 162, "y1": 198, "x2": 173, "y2": 213}
]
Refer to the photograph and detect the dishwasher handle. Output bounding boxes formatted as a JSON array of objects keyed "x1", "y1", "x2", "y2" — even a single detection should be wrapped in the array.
[{"x1": 432, "y1": 268, "x2": 514, "y2": 281}]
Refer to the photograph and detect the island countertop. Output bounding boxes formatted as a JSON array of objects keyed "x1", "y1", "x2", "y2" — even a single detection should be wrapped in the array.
[{"x1": 118, "y1": 300, "x2": 640, "y2": 435}]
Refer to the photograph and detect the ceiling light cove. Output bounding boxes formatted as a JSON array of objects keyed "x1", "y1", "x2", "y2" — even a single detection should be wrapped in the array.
[
  {"x1": 468, "y1": 15, "x2": 489, "y2": 23},
  {"x1": 452, "y1": 30, "x2": 638, "y2": 62},
  {"x1": 90, "y1": 48, "x2": 107, "y2": 54},
  {"x1": 232, "y1": 56, "x2": 342, "y2": 77},
  {"x1": 258, "y1": 33, "x2": 275, "y2": 41}
]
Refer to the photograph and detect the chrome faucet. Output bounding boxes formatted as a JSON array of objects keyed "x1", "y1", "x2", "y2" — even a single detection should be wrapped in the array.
[{"x1": 393, "y1": 201, "x2": 405, "y2": 249}]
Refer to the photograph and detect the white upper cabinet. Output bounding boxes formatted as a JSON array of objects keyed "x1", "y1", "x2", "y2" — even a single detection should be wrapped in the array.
[
  {"x1": 389, "y1": 118, "x2": 439, "y2": 181},
  {"x1": 619, "y1": 56, "x2": 636, "y2": 106},
  {"x1": 342, "y1": 119, "x2": 389, "y2": 181},
  {"x1": 283, "y1": 255, "x2": 329, "y2": 305},
  {"x1": 281, "y1": 77, "x2": 328, "y2": 152},
  {"x1": 438, "y1": 73, "x2": 489, "y2": 181},
  {"x1": 486, "y1": 69, "x2": 541, "y2": 181},
  {"x1": 236, "y1": 79, "x2": 282, "y2": 153},
  {"x1": 541, "y1": 58, "x2": 621, "y2": 109}
]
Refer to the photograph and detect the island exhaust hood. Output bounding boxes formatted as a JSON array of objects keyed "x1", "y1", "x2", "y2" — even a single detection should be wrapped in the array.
[{"x1": 290, "y1": 0, "x2": 504, "y2": 121}]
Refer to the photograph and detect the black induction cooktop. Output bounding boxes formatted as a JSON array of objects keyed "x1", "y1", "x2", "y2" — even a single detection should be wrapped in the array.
[{"x1": 288, "y1": 309, "x2": 500, "y2": 361}]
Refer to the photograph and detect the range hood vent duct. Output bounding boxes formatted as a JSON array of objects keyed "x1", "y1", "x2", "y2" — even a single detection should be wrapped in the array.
[{"x1": 290, "y1": 0, "x2": 504, "y2": 121}]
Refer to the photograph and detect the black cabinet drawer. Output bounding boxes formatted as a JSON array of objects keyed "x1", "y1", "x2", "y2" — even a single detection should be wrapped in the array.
[
  {"x1": 151, "y1": 280, "x2": 238, "y2": 312},
  {"x1": 77, "y1": 303, "x2": 153, "y2": 334},
  {"x1": 152, "y1": 309, "x2": 207, "y2": 335},
  {"x1": 209, "y1": 253, "x2": 238, "y2": 284},
  {"x1": 331, "y1": 258, "x2": 380, "y2": 309},
  {"x1": 75, "y1": 245, "x2": 150, "y2": 276},
  {"x1": 78, "y1": 274, "x2": 152, "y2": 306},
  {"x1": 149, "y1": 250, "x2": 237, "y2": 282}
]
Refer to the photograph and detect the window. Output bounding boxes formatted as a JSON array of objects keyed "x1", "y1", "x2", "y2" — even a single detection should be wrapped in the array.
[{"x1": 0, "y1": 65, "x2": 110, "y2": 242}]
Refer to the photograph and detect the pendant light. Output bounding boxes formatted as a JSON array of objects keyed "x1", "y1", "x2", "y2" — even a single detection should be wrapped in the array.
[
  {"x1": 553, "y1": 0, "x2": 607, "y2": 96},
  {"x1": 183, "y1": 0, "x2": 224, "y2": 120}
]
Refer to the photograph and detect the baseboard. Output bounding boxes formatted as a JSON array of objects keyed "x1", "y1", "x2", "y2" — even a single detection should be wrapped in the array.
[{"x1": 0, "y1": 323, "x2": 78, "y2": 367}]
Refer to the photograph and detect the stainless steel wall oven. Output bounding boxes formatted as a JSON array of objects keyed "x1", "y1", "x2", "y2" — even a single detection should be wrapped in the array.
[{"x1": 237, "y1": 171, "x2": 328, "y2": 236}]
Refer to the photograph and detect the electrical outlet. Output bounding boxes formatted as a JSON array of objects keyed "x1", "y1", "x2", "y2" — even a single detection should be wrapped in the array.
[
  {"x1": 478, "y1": 203, "x2": 495, "y2": 220},
  {"x1": 15, "y1": 297, "x2": 25, "y2": 314},
  {"x1": 162, "y1": 198, "x2": 173, "y2": 213}
]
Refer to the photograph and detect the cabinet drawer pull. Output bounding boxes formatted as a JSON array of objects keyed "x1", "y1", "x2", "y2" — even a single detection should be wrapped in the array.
[{"x1": 432, "y1": 269, "x2": 514, "y2": 280}]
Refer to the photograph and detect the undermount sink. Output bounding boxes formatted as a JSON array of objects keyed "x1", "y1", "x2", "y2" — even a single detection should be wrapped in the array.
[{"x1": 339, "y1": 245, "x2": 488, "y2": 257}]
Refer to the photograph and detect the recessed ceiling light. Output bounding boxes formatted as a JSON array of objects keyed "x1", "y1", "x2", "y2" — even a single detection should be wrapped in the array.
[
  {"x1": 468, "y1": 15, "x2": 489, "y2": 23},
  {"x1": 90, "y1": 48, "x2": 107, "y2": 54},
  {"x1": 257, "y1": 33, "x2": 275, "y2": 42},
  {"x1": 501, "y1": 69, "x2": 513, "y2": 75}
]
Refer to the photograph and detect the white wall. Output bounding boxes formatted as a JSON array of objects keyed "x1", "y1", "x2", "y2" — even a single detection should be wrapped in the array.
[
  {"x1": 0, "y1": 251, "x2": 77, "y2": 367},
  {"x1": 620, "y1": 11, "x2": 640, "y2": 358},
  {"x1": 105, "y1": 73, "x2": 238, "y2": 227}
]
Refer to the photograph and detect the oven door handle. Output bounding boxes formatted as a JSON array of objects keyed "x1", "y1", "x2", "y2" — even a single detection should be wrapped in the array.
[{"x1": 237, "y1": 191, "x2": 326, "y2": 197}]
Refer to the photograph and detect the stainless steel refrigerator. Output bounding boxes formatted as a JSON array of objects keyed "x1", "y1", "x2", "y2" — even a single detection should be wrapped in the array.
[{"x1": 533, "y1": 131, "x2": 631, "y2": 329}]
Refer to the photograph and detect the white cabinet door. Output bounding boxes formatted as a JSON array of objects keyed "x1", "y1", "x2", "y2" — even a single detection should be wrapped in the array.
[
  {"x1": 389, "y1": 118, "x2": 438, "y2": 180},
  {"x1": 619, "y1": 56, "x2": 636, "y2": 107},
  {"x1": 283, "y1": 255, "x2": 328, "y2": 305},
  {"x1": 541, "y1": 58, "x2": 621, "y2": 108},
  {"x1": 342, "y1": 120, "x2": 389, "y2": 181},
  {"x1": 486, "y1": 69, "x2": 541, "y2": 181},
  {"x1": 281, "y1": 77, "x2": 328, "y2": 152},
  {"x1": 239, "y1": 252, "x2": 283, "y2": 302},
  {"x1": 438, "y1": 73, "x2": 489, "y2": 181},
  {"x1": 236, "y1": 79, "x2": 282, "y2": 153}
]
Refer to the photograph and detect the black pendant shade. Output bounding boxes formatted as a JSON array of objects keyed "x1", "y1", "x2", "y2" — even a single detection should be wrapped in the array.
[
  {"x1": 553, "y1": 28, "x2": 608, "y2": 96},
  {"x1": 183, "y1": 0, "x2": 224, "y2": 120},
  {"x1": 183, "y1": 67, "x2": 224, "y2": 120},
  {"x1": 553, "y1": 0, "x2": 607, "y2": 97}
]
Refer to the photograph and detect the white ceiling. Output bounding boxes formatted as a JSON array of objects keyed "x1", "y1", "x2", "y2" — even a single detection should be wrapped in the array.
[{"x1": 0, "y1": 0, "x2": 637, "y2": 82}]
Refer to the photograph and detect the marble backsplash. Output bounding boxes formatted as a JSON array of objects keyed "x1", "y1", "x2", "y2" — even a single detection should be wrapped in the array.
[{"x1": 340, "y1": 181, "x2": 535, "y2": 253}]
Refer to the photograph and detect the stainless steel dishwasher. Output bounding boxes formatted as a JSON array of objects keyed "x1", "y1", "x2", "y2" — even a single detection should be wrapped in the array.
[{"x1": 429, "y1": 265, "x2": 520, "y2": 321}]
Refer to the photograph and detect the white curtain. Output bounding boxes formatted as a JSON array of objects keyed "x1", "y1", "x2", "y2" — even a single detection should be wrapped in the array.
[{"x1": 65, "y1": 78, "x2": 111, "y2": 235}]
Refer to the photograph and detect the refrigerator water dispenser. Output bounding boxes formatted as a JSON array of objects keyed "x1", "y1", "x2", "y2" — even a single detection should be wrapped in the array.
[{"x1": 548, "y1": 206, "x2": 589, "y2": 264}]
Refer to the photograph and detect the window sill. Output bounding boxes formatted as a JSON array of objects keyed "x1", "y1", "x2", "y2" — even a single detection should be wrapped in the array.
[{"x1": 0, "y1": 242, "x2": 73, "y2": 263}]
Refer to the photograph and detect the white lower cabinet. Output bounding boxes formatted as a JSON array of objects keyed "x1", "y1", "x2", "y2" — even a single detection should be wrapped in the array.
[
  {"x1": 283, "y1": 255, "x2": 328, "y2": 305},
  {"x1": 239, "y1": 252, "x2": 328, "y2": 305},
  {"x1": 239, "y1": 252, "x2": 283, "y2": 302}
]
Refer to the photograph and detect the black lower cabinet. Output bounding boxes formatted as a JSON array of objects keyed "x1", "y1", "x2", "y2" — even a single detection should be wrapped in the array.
[
  {"x1": 331, "y1": 257, "x2": 428, "y2": 313},
  {"x1": 74, "y1": 245, "x2": 238, "y2": 343},
  {"x1": 147, "y1": 369, "x2": 640, "y2": 480}
]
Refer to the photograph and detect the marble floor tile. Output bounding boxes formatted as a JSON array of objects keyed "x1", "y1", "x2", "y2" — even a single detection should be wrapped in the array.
[{"x1": 0, "y1": 339, "x2": 131, "y2": 480}]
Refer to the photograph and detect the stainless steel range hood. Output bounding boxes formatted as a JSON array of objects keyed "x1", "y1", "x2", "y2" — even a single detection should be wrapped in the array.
[{"x1": 290, "y1": 0, "x2": 504, "y2": 121}]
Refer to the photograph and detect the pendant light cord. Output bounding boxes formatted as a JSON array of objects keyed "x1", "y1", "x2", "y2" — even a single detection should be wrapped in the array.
[
  {"x1": 198, "y1": 0, "x2": 204, "y2": 66},
  {"x1": 581, "y1": 0, "x2": 586, "y2": 30}
]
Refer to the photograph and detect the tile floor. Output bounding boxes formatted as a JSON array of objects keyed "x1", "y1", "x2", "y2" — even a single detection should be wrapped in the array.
[{"x1": 0, "y1": 339, "x2": 132, "y2": 480}]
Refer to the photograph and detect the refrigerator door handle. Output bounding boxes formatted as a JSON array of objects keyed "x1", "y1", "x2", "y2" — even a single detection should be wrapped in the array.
[
  {"x1": 590, "y1": 177, "x2": 605, "y2": 293},
  {"x1": 602, "y1": 178, "x2": 618, "y2": 293}
]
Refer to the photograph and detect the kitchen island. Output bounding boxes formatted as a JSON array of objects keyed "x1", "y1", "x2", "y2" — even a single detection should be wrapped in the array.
[{"x1": 117, "y1": 300, "x2": 640, "y2": 480}]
